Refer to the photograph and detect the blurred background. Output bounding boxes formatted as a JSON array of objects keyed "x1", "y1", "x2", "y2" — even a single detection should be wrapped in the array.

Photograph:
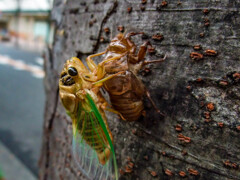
[{"x1": 0, "y1": 0, "x2": 54, "y2": 179}]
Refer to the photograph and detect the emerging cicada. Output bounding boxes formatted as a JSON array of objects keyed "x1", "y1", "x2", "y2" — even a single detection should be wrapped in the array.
[
  {"x1": 86, "y1": 32, "x2": 166, "y2": 121},
  {"x1": 59, "y1": 57, "x2": 123, "y2": 180}
]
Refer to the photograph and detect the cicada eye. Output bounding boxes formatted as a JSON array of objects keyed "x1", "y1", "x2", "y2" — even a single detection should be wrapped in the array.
[{"x1": 68, "y1": 67, "x2": 78, "y2": 76}]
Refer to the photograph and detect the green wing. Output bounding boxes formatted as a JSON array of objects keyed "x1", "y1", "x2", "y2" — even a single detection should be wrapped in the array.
[{"x1": 72, "y1": 93, "x2": 118, "y2": 180}]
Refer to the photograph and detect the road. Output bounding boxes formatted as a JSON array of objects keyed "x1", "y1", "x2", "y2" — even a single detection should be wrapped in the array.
[{"x1": 0, "y1": 43, "x2": 45, "y2": 176}]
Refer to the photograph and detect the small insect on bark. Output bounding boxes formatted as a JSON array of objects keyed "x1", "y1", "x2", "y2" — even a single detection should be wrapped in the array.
[
  {"x1": 165, "y1": 169, "x2": 173, "y2": 176},
  {"x1": 85, "y1": 32, "x2": 166, "y2": 121},
  {"x1": 179, "y1": 171, "x2": 186, "y2": 177},
  {"x1": 188, "y1": 168, "x2": 199, "y2": 176},
  {"x1": 59, "y1": 57, "x2": 124, "y2": 180},
  {"x1": 190, "y1": 52, "x2": 203, "y2": 60}
]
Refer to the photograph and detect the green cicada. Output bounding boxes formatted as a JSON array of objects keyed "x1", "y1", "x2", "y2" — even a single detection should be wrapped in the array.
[{"x1": 59, "y1": 56, "x2": 124, "y2": 180}]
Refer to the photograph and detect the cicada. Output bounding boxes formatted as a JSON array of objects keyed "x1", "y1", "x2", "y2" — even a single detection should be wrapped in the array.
[
  {"x1": 86, "y1": 32, "x2": 166, "y2": 121},
  {"x1": 59, "y1": 57, "x2": 123, "y2": 180}
]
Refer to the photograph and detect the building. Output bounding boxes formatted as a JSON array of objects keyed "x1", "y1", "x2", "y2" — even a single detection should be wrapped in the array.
[{"x1": 0, "y1": 0, "x2": 54, "y2": 52}]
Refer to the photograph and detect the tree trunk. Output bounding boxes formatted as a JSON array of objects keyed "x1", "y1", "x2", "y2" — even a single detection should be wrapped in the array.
[{"x1": 39, "y1": 0, "x2": 240, "y2": 179}]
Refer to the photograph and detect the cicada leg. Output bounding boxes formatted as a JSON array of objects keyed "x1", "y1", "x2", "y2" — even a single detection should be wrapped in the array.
[
  {"x1": 145, "y1": 90, "x2": 165, "y2": 117},
  {"x1": 126, "y1": 32, "x2": 145, "y2": 39},
  {"x1": 86, "y1": 51, "x2": 124, "y2": 80},
  {"x1": 136, "y1": 41, "x2": 150, "y2": 62},
  {"x1": 100, "y1": 101, "x2": 126, "y2": 120},
  {"x1": 127, "y1": 39, "x2": 166, "y2": 66},
  {"x1": 96, "y1": 55, "x2": 125, "y2": 80},
  {"x1": 126, "y1": 32, "x2": 145, "y2": 54},
  {"x1": 105, "y1": 108, "x2": 126, "y2": 121},
  {"x1": 93, "y1": 71, "x2": 125, "y2": 87},
  {"x1": 86, "y1": 50, "x2": 107, "y2": 72},
  {"x1": 99, "y1": 54, "x2": 125, "y2": 65},
  {"x1": 143, "y1": 54, "x2": 167, "y2": 65},
  {"x1": 127, "y1": 41, "x2": 148, "y2": 64}
]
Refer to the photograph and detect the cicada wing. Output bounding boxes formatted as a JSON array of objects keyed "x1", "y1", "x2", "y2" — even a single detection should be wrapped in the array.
[
  {"x1": 72, "y1": 118, "x2": 116, "y2": 180},
  {"x1": 72, "y1": 131, "x2": 98, "y2": 179},
  {"x1": 72, "y1": 93, "x2": 118, "y2": 180},
  {"x1": 73, "y1": 133, "x2": 115, "y2": 180}
]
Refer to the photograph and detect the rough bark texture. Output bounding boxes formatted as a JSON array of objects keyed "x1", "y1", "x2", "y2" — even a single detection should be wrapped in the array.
[{"x1": 39, "y1": 0, "x2": 240, "y2": 179}]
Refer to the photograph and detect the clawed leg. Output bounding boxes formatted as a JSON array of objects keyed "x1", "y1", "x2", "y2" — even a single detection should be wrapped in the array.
[
  {"x1": 126, "y1": 32, "x2": 144, "y2": 38},
  {"x1": 86, "y1": 51, "x2": 107, "y2": 72},
  {"x1": 93, "y1": 71, "x2": 125, "y2": 87},
  {"x1": 128, "y1": 41, "x2": 150, "y2": 64},
  {"x1": 127, "y1": 38, "x2": 167, "y2": 66},
  {"x1": 86, "y1": 52, "x2": 124, "y2": 80},
  {"x1": 101, "y1": 101, "x2": 126, "y2": 120},
  {"x1": 128, "y1": 40, "x2": 159, "y2": 64},
  {"x1": 96, "y1": 54, "x2": 126, "y2": 80},
  {"x1": 137, "y1": 41, "x2": 167, "y2": 64},
  {"x1": 145, "y1": 90, "x2": 165, "y2": 117},
  {"x1": 125, "y1": 32, "x2": 145, "y2": 55},
  {"x1": 143, "y1": 54, "x2": 167, "y2": 65},
  {"x1": 99, "y1": 53, "x2": 126, "y2": 66},
  {"x1": 105, "y1": 108, "x2": 126, "y2": 121}
]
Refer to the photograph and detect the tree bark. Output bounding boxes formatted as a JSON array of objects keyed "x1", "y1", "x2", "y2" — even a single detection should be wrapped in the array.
[{"x1": 39, "y1": 0, "x2": 240, "y2": 179}]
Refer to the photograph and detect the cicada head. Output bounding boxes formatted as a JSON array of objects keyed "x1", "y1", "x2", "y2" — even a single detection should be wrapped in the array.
[
  {"x1": 59, "y1": 57, "x2": 89, "y2": 113},
  {"x1": 59, "y1": 57, "x2": 88, "y2": 88}
]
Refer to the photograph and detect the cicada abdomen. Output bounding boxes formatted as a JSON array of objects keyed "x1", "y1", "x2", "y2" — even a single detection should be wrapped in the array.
[
  {"x1": 103, "y1": 71, "x2": 145, "y2": 121},
  {"x1": 59, "y1": 57, "x2": 119, "y2": 180},
  {"x1": 86, "y1": 32, "x2": 165, "y2": 121}
]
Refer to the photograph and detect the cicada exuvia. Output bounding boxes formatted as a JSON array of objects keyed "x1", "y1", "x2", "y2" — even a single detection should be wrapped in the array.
[
  {"x1": 85, "y1": 32, "x2": 166, "y2": 121},
  {"x1": 59, "y1": 57, "x2": 123, "y2": 180}
]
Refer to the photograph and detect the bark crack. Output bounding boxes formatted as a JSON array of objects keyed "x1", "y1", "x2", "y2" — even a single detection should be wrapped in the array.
[{"x1": 92, "y1": 0, "x2": 118, "y2": 53}]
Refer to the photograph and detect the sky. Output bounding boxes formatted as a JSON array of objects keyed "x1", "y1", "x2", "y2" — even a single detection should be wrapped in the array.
[{"x1": 0, "y1": 0, "x2": 53, "y2": 12}]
